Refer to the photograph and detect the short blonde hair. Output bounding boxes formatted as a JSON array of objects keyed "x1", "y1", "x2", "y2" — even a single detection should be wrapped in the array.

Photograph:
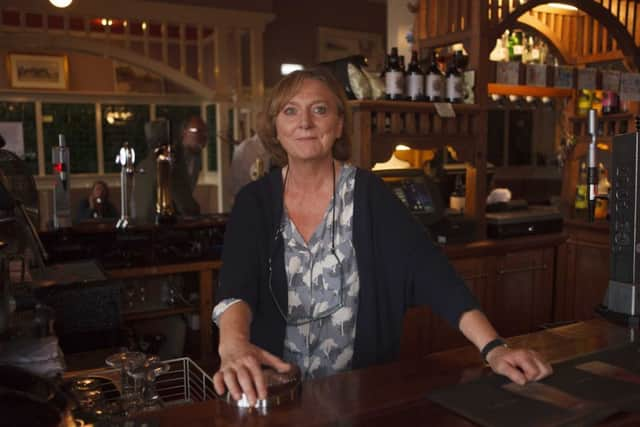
[{"x1": 258, "y1": 67, "x2": 351, "y2": 167}]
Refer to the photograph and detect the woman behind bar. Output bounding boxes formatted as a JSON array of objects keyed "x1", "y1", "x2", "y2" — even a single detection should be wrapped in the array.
[
  {"x1": 75, "y1": 180, "x2": 118, "y2": 222},
  {"x1": 212, "y1": 67, "x2": 552, "y2": 405}
]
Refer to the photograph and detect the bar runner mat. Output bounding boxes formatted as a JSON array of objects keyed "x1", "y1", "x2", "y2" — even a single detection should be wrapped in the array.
[{"x1": 427, "y1": 343, "x2": 640, "y2": 427}]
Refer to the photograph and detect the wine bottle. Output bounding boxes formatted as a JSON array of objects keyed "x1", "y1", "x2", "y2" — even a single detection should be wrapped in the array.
[
  {"x1": 406, "y1": 50, "x2": 425, "y2": 101},
  {"x1": 425, "y1": 50, "x2": 443, "y2": 102},
  {"x1": 385, "y1": 47, "x2": 404, "y2": 100},
  {"x1": 445, "y1": 57, "x2": 463, "y2": 103}
]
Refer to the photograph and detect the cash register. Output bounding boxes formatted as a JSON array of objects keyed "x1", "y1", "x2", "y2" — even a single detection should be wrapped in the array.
[{"x1": 374, "y1": 169, "x2": 477, "y2": 244}]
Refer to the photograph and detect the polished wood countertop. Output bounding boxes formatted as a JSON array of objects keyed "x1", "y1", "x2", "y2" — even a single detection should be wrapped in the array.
[{"x1": 144, "y1": 318, "x2": 638, "y2": 426}]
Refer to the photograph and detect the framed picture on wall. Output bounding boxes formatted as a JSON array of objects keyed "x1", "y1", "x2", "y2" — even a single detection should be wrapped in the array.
[
  {"x1": 6, "y1": 53, "x2": 69, "y2": 90},
  {"x1": 317, "y1": 27, "x2": 385, "y2": 72}
]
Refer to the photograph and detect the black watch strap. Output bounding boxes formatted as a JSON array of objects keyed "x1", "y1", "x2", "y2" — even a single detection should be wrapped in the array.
[{"x1": 481, "y1": 338, "x2": 508, "y2": 364}]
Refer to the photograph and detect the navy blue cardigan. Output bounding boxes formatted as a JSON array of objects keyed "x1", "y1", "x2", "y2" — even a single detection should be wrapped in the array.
[{"x1": 216, "y1": 167, "x2": 479, "y2": 369}]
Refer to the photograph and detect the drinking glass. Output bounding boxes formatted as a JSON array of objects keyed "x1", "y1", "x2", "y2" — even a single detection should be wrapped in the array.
[{"x1": 105, "y1": 351, "x2": 146, "y2": 398}]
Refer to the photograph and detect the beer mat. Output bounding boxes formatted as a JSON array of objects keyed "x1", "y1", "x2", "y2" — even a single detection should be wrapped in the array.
[
  {"x1": 29, "y1": 259, "x2": 106, "y2": 286},
  {"x1": 427, "y1": 343, "x2": 640, "y2": 427}
]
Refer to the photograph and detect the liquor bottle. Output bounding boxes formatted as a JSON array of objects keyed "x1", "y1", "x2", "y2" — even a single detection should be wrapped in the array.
[
  {"x1": 574, "y1": 161, "x2": 588, "y2": 219},
  {"x1": 406, "y1": 50, "x2": 425, "y2": 101},
  {"x1": 399, "y1": 55, "x2": 407, "y2": 100},
  {"x1": 509, "y1": 30, "x2": 524, "y2": 62},
  {"x1": 445, "y1": 57, "x2": 463, "y2": 103},
  {"x1": 595, "y1": 162, "x2": 610, "y2": 220},
  {"x1": 602, "y1": 90, "x2": 619, "y2": 115},
  {"x1": 425, "y1": 50, "x2": 443, "y2": 102},
  {"x1": 522, "y1": 36, "x2": 532, "y2": 64},
  {"x1": 385, "y1": 47, "x2": 405, "y2": 100},
  {"x1": 529, "y1": 36, "x2": 541, "y2": 64},
  {"x1": 577, "y1": 89, "x2": 593, "y2": 116},
  {"x1": 449, "y1": 174, "x2": 465, "y2": 212},
  {"x1": 380, "y1": 53, "x2": 389, "y2": 79}
]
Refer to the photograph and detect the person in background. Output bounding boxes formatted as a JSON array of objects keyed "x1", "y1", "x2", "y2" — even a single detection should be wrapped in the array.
[
  {"x1": 75, "y1": 180, "x2": 118, "y2": 222},
  {"x1": 228, "y1": 113, "x2": 272, "y2": 202},
  {"x1": 133, "y1": 115, "x2": 207, "y2": 222},
  {"x1": 212, "y1": 67, "x2": 553, "y2": 406}
]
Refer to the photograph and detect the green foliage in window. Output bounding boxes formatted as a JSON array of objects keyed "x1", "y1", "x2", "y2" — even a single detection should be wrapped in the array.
[
  {"x1": 102, "y1": 104, "x2": 150, "y2": 173},
  {"x1": 0, "y1": 102, "x2": 38, "y2": 175},
  {"x1": 42, "y1": 103, "x2": 97, "y2": 174}
]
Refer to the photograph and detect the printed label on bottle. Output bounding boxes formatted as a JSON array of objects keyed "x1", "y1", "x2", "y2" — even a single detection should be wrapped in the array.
[
  {"x1": 385, "y1": 71, "x2": 404, "y2": 97},
  {"x1": 426, "y1": 74, "x2": 443, "y2": 100},
  {"x1": 531, "y1": 48, "x2": 540, "y2": 60},
  {"x1": 446, "y1": 76, "x2": 463, "y2": 102},
  {"x1": 407, "y1": 74, "x2": 424, "y2": 99}
]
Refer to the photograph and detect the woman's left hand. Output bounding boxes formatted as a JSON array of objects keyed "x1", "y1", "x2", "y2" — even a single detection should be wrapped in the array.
[{"x1": 486, "y1": 346, "x2": 553, "y2": 385}]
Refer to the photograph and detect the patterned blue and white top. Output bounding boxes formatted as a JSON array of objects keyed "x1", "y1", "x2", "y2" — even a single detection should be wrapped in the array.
[{"x1": 213, "y1": 163, "x2": 360, "y2": 379}]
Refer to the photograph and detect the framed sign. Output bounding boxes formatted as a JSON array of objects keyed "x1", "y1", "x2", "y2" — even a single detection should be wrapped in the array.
[{"x1": 6, "y1": 53, "x2": 69, "y2": 90}]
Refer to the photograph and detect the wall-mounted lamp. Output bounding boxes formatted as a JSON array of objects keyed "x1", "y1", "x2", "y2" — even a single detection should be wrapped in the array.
[
  {"x1": 49, "y1": 0, "x2": 73, "y2": 8},
  {"x1": 280, "y1": 63, "x2": 303, "y2": 76}
]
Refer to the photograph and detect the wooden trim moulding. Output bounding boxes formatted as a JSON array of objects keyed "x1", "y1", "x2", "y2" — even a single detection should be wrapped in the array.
[{"x1": 488, "y1": 83, "x2": 574, "y2": 98}]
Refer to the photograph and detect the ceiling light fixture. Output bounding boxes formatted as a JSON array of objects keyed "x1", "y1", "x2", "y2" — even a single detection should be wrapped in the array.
[
  {"x1": 49, "y1": 0, "x2": 73, "y2": 8},
  {"x1": 547, "y1": 3, "x2": 578, "y2": 11},
  {"x1": 280, "y1": 63, "x2": 303, "y2": 75}
]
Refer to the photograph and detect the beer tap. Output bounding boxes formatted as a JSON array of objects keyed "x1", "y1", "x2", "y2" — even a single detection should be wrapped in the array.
[
  {"x1": 116, "y1": 142, "x2": 136, "y2": 229},
  {"x1": 154, "y1": 142, "x2": 176, "y2": 225}
]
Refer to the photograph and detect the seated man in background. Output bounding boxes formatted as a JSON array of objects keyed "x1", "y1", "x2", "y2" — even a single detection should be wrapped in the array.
[{"x1": 75, "y1": 180, "x2": 118, "y2": 222}]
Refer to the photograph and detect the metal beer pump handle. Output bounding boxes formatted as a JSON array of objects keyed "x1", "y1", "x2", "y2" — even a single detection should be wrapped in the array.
[
  {"x1": 116, "y1": 143, "x2": 136, "y2": 229},
  {"x1": 587, "y1": 109, "x2": 598, "y2": 223}
]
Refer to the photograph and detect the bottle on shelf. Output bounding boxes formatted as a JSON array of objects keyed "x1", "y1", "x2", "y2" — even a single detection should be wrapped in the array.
[
  {"x1": 595, "y1": 162, "x2": 610, "y2": 220},
  {"x1": 489, "y1": 33, "x2": 508, "y2": 62},
  {"x1": 385, "y1": 47, "x2": 405, "y2": 101},
  {"x1": 449, "y1": 174, "x2": 466, "y2": 213},
  {"x1": 445, "y1": 56, "x2": 463, "y2": 103},
  {"x1": 529, "y1": 36, "x2": 541, "y2": 64},
  {"x1": 399, "y1": 55, "x2": 407, "y2": 100},
  {"x1": 602, "y1": 90, "x2": 620, "y2": 115},
  {"x1": 577, "y1": 89, "x2": 593, "y2": 117},
  {"x1": 574, "y1": 161, "x2": 588, "y2": 219},
  {"x1": 380, "y1": 53, "x2": 389, "y2": 79},
  {"x1": 425, "y1": 49, "x2": 444, "y2": 102},
  {"x1": 406, "y1": 50, "x2": 425, "y2": 101},
  {"x1": 509, "y1": 30, "x2": 524, "y2": 62}
]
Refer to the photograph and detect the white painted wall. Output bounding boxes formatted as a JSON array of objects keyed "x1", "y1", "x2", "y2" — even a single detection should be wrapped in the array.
[{"x1": 387, "y1": 0, "x2": 417, "y2": 60}]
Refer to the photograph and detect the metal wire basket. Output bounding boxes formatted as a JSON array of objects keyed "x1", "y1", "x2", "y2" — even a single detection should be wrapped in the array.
[
  {"x1": 67, "y1": 356, "x2": 216, "y2": 411},
  {"x1": 154, "y1": 357, "x2": 216, "y2": 406}
]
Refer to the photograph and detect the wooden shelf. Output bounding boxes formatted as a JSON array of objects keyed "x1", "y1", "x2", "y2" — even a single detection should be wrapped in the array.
[
  {"x1": 567, "y1": 113, "x2": 633, "y2": 140},
  {"x1": 107, "y1": 260, "x2": 221, "y2": 279},
  {"x1": 122, "y1": 305, "x2": 197, "y2": 321},
  {"x1": 488, "y1": 83, "x2": 574, "y2": 98}
]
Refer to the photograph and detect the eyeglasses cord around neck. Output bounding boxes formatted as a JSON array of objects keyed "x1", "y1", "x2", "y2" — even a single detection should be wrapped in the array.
[{"x1": 268, "y1": 161, "x2": 343, "y2": 325}]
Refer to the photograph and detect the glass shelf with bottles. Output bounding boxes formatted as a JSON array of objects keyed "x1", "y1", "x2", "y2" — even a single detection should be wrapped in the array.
[{"x1": 490, "y1": 29, "x2": 556, "y2": 66}]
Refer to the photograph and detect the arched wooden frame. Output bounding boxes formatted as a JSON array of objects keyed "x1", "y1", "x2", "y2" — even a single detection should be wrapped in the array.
[
  {"x1": 0, "y1": 32, "x2": 215, "y2": 99},
  {"x1": 489, "y1": 0, "x2": 640, "y2": 69}
]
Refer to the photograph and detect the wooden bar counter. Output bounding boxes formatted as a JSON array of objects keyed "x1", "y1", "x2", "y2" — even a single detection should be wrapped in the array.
[{"x1": 143, "y1": 318, "x2": 638, "y2": 426}]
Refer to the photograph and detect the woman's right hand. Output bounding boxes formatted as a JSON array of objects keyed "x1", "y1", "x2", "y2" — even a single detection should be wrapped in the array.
[{"x1": 213, "y1": 337, "x2": 292, "y2": 406}]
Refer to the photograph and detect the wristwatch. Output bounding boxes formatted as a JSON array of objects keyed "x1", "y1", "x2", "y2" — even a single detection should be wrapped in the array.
[{"x1": 481, "y1": 337, "x2": 509, "y2": 364}]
